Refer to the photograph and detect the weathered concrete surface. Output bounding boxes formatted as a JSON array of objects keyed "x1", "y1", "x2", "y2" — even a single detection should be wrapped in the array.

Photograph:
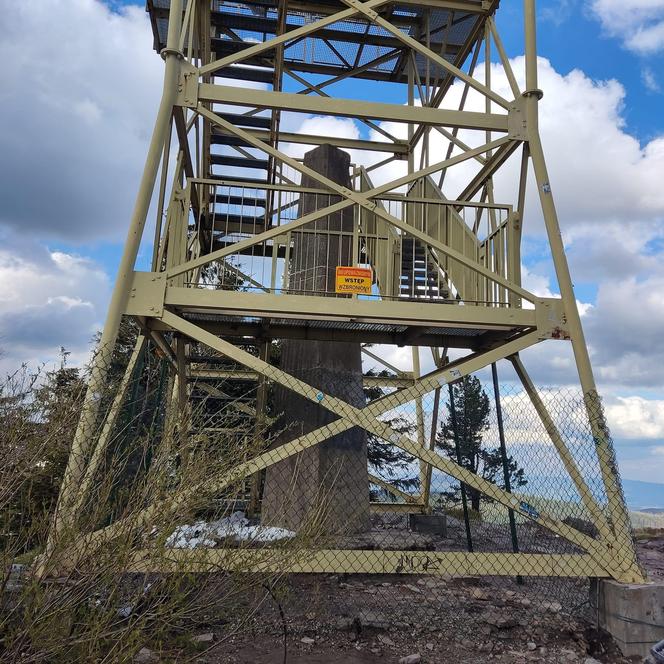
[
  {"x1": 592, "y1": 578, "x2": 664, "y2": 658},
  {"x1": 408, "y1": 513, "x2": 448, "y2": 537},
  {"x1": 262, "y1": 144, "x2": 369, "y2": 534}
]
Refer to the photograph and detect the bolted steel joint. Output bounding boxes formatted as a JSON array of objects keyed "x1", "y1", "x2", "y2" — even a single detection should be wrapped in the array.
[{"x1": 160, "y1": 47, "x2": 185, "y2": 61}]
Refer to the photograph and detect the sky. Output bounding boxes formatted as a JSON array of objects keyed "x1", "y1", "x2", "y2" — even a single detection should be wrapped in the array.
[{"x1": 0, "y1": 0, "x2": 663, "y2": 484}]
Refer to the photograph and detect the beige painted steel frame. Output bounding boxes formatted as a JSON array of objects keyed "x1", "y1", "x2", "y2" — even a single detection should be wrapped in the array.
[{"x1": 44, "y1": 0, "x2": 644, "y2": 584}]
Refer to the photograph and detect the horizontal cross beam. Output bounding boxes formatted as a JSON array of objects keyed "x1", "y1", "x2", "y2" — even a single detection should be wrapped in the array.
[
  {"x1": 126, "y1": 548, "x2": 608, "y2": 577},
  {"x1": 196, "y1": 84, "x2": 511, "y2": 131},
  {"x1": 159, "y1": 287, "x2": 539, "y2": 330}
]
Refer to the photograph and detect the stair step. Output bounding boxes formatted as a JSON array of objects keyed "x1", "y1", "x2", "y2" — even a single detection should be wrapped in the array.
[
  {"x1": 401, "y1": 268, "x2": 440, "y2": 276},
  {"x1": 211, "y1": 155, "x2": 269, "y2": 170},
  {"x1": 214, "y1": 194, "x2": 267, "y2": 208},
  {"x1": 401, "y1": 282, "x2": 441, "y2": 290},
  {"x1": 211, "y1": 38, "x2": 253, "y2": 57},
  {"x1": 400, "y1": 275, "x2": 442, "y2": 285},
  {"x1": 201, "y1": 213, "x2": 267, "y2": 231},
  {"x1": 208, "y1": 174, "x2": 270, "y2": 186},
  {"x1": 210, "y1": 134, "x2": 254, "y2": 148},
  {"x1": 214, "y1": 66, "x2": 274, "y2": 84},
  {"x1": 211, "y1": 239, "x2": 286, "y2": 259},
  {"x1": 214, "y1": 112, "x2": 272, "y2": 129}
]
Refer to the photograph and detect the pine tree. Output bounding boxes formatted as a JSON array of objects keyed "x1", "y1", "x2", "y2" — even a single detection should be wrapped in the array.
[
  {"x1": 436, "y1": 375, "x2": 526, "y2": 512},
  {"x1": 364, "y1": 369, "x2": 418, "y2": 497}
]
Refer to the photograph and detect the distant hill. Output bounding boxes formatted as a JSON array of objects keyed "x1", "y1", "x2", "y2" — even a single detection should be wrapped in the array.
[
  {"x1": 428, "y1": 472, "x2": 664, "y2": 511},
  {"x1": 622, "y1": 479, "x2": 664, "y2": 511}
]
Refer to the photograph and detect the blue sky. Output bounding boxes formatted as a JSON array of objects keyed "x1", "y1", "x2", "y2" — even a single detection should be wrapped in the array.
[
  {"x1": 0, "y1": 0, "x2": 663, "y2": 488},
  {"x1": 499, "y1": 0, "x2": 664, "y2": 140}
]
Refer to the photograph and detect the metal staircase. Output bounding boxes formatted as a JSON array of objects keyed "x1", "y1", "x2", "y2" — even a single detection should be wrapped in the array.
[{"x1": 399, "y1": 237, "x2": 449, "y2": 300}]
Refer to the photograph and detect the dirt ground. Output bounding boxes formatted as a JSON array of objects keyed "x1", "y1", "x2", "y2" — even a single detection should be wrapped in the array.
[
  {"x1": 202, "y1": 578, "x2": 623, "y2": 664},
  {"x1": 180, "y1": 537, "x2": 664, "y2": 664}
]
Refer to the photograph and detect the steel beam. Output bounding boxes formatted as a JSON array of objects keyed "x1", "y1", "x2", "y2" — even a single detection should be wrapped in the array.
[
  {"x1": 195, "y1": 84, "x2": 511, "y2": 131},
  {"x1": 158, "y1": 286, "x2": 540, "y2": 329},
  {"x1": 126, "y1": 549, "x2": 607, "y2": 577}
]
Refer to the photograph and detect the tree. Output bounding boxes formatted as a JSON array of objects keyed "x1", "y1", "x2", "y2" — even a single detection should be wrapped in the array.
[
  {"x1": 0, "y1": 350, "x2": 86, "y2": 550},
  {"x1": 436, "y1": 375, "x2": 526, "y2": 512},
  {"x1": 363, "y1": 369, "x2": 418, "y2": 499}
]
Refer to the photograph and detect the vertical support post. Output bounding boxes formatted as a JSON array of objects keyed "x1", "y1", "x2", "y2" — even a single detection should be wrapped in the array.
[
  {"x1": 152, "y1": 116, "x2": 173, "y2": 271},
  {"x1": 161, "y1": 370, "x2": 180, "y2": 458},
  {"x1": 423, "y1": 384, "x2": 441, "y2": 510},
  {"x1": 175, "y1": 335, "x2": 190, "y2": 473},
  {"x1": 491, "y1": 362, "x2": 522, "y2": 584},
  {"x1": 508, "y1": 143, "x2": 529, "y2": 310},
  {"x1": 46, "y1": 0, "x2": 185, "y2": 551},
  {"x1": 412, "y1": 346, "x2": 428, "y2": 501},
  {"x1": 449, "y1": 382, "x2": 473, "y2": 553},
  {"x1": 408, "y1": 55, "x2": 415, "y2": 175},
  {"x1": 248, "y1": 340, "x2": 270, "y2": 517},
  {"x1": 199, "y1": 0, "x2": 212, "y2": 227},
  {"x1": 176, "y1": 336, "x2": 189, "y2": 428},
  {"x1": 522, "y1": 0, "x2": 637, "y2": 564}
]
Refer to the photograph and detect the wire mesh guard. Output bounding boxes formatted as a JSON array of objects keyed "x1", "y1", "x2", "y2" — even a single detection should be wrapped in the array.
[{"x1": 45, "y1": 332, "x2": 642, "y2": 630}]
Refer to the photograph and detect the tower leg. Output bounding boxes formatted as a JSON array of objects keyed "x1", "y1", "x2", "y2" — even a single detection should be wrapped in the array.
[
  {"x1": 523, "y1": 0, "x2": 642, "y2": 579},
  {"x1": 44, "y1": 0, "x2": 185, "y2": 557}
]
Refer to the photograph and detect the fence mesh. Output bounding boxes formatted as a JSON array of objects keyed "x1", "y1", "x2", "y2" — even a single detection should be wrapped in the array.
[{"x1": 10, "y1": 327, "x2": 646, "y2": 636}]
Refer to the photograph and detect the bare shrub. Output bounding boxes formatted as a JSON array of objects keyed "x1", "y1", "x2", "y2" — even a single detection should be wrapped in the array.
[{"x1": 0, "y1": 348, "x2": 326, "y2": 663}]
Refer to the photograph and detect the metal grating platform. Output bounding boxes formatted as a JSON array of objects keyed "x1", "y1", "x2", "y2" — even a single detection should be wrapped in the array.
[
  {"x1": 147, "y1": 0, "x2": 486, "y2": 82},
  {"x1": 150, "y1": 309, "x2": 537, "y2": 349}
]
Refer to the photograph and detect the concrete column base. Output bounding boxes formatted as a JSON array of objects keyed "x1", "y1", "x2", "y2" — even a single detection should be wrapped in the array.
[
  {"x1": 591, "y1": 578, "x2": 664, "y2": 659},
  {"x1": 408, "y1": 513, "x2": 447, "y2": 536}
]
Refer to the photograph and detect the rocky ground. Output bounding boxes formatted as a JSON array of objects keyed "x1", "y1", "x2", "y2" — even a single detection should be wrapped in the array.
[
  {"x1": 163, "y1": 536, "x2": 663, "y2": 664},
  {"x1": 7, "y1": 530, "x2": 661, "y2": 662},
  {"x1": 636, "y1": 535, "x2": 664, "y2": 582},
  {"x1": 196, "y1": 576, "x2": 624, "y2": 664}
]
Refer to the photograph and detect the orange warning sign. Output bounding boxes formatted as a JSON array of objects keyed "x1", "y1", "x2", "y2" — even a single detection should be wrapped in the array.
[{"x1": 335, "y1": 266, "x2": 373, "y2": 295}]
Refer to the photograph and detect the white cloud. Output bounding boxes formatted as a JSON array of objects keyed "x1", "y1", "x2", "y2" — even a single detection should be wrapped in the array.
[
  {"x1": 365, "y1": 58, "x2": 664, "y2": 232},
  {"x1": 605, "y1": 396, "x2": 664, "y2": 439},
  {"x1": 0, "y1": 234, "x2": 110, "y2": 371},
  {"x1": 282, "y1": 116, "x2": 361, "y2": 160},
  {"x1": 0, "y1": 0, "x2": 162, "y2": 243},
  {"x1": 521, "y1": 264, "x2": 557, "y2": 298},
  {"x1": 497, "y1": 59, "x2": 664, "y2": 227},
  {"x1": 642, "y1": 66, "x2": 662, "y2": 92},
  {"x1": 584, "y1": 275, "x2": 664, "y2": 387},
  {"x1": 501, "y1": 262, "x2": 664, "y2": 390},
  {"x1": 591, "y1": 0, "x2": 664, "y2": 53}
]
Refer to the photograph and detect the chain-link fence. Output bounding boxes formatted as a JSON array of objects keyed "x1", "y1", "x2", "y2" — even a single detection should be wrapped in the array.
[{"x1": 12, "y1": 326, "x2": 644, "y2": 640}]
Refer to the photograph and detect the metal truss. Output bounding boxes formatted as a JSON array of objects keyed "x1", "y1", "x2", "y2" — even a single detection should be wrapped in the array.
[{"x1": 41, "y1": 0, "x2": 644, "y2": 584}]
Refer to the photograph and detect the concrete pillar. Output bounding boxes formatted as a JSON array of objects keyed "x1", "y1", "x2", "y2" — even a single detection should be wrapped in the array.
[
  {"x1": 592, "y1": 578, "x2": 664, "y2": 659},
  {"x1": 262, "y1": 144, "x2": 370, "y2": 534}
]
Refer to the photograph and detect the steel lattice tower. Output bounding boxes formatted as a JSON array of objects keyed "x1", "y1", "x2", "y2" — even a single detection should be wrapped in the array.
[{"x1": 42, "y1": 0, "x2": 644, "y2": 583}]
